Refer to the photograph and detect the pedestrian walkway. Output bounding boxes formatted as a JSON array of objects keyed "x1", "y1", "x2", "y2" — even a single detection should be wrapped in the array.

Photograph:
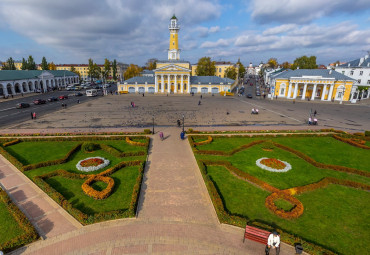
[
  {"x1": 0, "y1": 155, "x2": 81, "y2": 239},
  {"x1": 4, "y1": 128, "x2": 302, "y2": 254}
]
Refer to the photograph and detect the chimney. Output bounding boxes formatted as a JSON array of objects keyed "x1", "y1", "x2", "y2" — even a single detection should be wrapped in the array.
[
  {"x1": 359, "y1": 57, "x2": 364, "y2": 66},
  {"x1": 336, "y1": 63, "x2": 338, "y2": 67},
  {"x1": 365, "y1": 55, "x2": 369, "y2": 60},
  {"x1": 329, "y1": 70, "x2": 332, "y2": 74},
  {"x1": 348, "y1": 63, "x2": 350, "y2": 67}
]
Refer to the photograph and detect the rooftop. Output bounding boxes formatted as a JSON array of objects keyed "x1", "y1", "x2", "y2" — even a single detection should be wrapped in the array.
[
  {"x1": 0, "y1": 70, "x2": 78, "y2": 81},
  {"x1": 338, "y1": 55, "x2": 370, "y2": 68},
  {"x1": 273, "y1": 69, "x2": 355, "y2": 81}
]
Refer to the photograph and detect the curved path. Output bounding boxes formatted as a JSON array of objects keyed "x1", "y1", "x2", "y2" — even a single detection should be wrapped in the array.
[{"x1": 4, "y1": 127, "x2": 300, "y2": 254}]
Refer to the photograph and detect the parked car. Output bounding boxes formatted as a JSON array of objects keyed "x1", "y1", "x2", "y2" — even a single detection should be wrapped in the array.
[
  {"x1": 246, "y1": 94, "x2": 253, "y2": 98},
  {"x1": 16, "y1": 103, "x2": 30, "y2": 109},
  {"x1": 74, "y1": 92, "x2": 83, "y2": 97},
  {"x1": 59, "y1": 95, "x2": 68, "y2": 100},
  {"x1": 48, "y1": 97, "x2": 59, "y2": 102},
  {"x1": 256, "y1": 92, "x2": 261, "y2": 96},
  {"x1": 33, "y1": 99, "x2": 46, "y2": 105}
]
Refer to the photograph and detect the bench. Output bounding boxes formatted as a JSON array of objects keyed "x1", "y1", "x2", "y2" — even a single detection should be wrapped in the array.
[{"x1": 243, "y1": 225, "x2": 270, "y2": 244}]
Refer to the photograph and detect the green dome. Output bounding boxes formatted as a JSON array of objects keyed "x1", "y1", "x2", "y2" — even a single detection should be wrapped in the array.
[{"x1": 171, "y1": 14, "x2": 177, "y2": 20}]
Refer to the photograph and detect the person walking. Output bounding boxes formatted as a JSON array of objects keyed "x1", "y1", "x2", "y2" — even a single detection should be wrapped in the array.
[
  {"x1": 314, "y1": 110, "x2": 317, "y2": 116},
  {"x1": 265, "y1": 231, "x2": 280, "y2": 255},
  {"x1": 159, "y1": 131, "x2": 164, "y2": 141},
  {"x1": 32, "y1": 112, "x2": 36, "y2": 119}
]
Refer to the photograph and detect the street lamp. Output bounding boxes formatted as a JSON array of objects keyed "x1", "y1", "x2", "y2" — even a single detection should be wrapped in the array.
[
  {"x1": 152, "y1": 115, "x2": 155, "y2": 134},
  {"x1": 182, "y1": 114, "x2": 185, "y2": 133}
]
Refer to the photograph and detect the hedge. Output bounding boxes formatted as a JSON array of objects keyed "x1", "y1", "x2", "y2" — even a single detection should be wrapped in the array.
[
  {"x1": 82, "y1": 175, "x2": 115, "y2": 200},
  {"x1": 332, "y1": 134, "x2": 370, "y2": 150},
  {"x1": 187, "y1": 128, "x2": 344, "y2": 135},
  {"x1": 2, "y1": 139, "x2": 21, "y2": 147},
  {"x1": 0, "y1": 189, "x2": 39, "y2": 253}
]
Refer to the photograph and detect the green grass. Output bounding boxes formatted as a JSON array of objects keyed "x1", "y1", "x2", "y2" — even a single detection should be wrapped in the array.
[
  {"x1": 0, "y1": 201, "x2": 24, "y2": 244},
  {"x1": 194, "y1": 135, "x2": 370, "y2": 255},
  {"x1": 5, "y1": 141, "x2": 80, "y2": 165},
  {"x1": 274, "y1": 199, "x2": 294, "y2": 211}
]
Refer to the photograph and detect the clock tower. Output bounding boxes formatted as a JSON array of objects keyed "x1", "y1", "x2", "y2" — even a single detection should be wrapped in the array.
[{"x1": 168, "y1": 15, "x2": 180, "y2": 60}]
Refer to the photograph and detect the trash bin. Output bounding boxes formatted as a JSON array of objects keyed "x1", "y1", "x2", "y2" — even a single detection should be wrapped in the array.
[
  {"x1": 295, "y1": 243, "x2": 303, "y2": 254},
  {"x1": 180, "y1": 132, "x2": 185, "y2": 140}
]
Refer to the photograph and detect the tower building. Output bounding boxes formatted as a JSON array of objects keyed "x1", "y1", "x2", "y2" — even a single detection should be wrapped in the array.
[{"x1": 168, "y1": 15, "x2": 180, "y2": 60}]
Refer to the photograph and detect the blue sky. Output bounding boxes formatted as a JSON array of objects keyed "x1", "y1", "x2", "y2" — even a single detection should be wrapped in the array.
[{"x1": 0, "y1": 0, "x2": 369, "y2": 66}]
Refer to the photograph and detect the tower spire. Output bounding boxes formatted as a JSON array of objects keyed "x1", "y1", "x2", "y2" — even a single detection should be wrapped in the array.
[{"x1": 168, "y1": 15, "x2": 180, "y2": 60}]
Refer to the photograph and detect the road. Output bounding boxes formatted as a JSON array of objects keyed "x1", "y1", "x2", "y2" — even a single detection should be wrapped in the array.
[{"x1": 0, "y1": 88, "x2": 115, "y2": 128}]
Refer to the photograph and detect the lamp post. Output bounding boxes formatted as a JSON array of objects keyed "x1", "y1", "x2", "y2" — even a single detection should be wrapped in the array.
[
  {"x1": 152, "y1": 115, "x2": 155, "y2": 134},
  {"x1": 182, "y1": 114, "x2": 185, "y2": 133}
]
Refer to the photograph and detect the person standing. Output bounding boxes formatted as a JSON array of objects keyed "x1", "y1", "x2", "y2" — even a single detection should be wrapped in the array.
[
  {"x1": 31, "y1": 112, "x2": 33, "y2": 119},
  {"x1": 32, "y1": 112, "x2": 36, "y2": 119},
  {"x1": 266, "y1": 231, "x2": 280, "y2": 255}
]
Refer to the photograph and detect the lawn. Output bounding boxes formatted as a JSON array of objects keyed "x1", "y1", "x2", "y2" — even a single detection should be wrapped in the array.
[
  {"x1": 0, "y1": 136, "x2": 148, "y2": 225},
  {"x1": 192, "y1": 134, "x2": 370, "y2": 255},
  {"x1": 0, "y1": 199, "x2": 25, "y2": 244}
]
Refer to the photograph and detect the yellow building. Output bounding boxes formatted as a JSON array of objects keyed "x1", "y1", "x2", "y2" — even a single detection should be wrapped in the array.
[
  {"x1": 55, "y1": 63, "x2": 127, "y2": 80},
  {"x1": 192, "y1": 61, "x2": 237, "y2": 78},
  {"x1": 271, "y1": 69, "x2": 354, "y2": 101},
  {"x1": 118, "y1": 15, "x2": 234, "y2": 94}
]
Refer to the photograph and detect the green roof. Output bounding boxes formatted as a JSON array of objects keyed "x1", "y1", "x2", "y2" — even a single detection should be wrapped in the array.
[
  {"x1": 0, "y1": 70, "x2": 77, "y2": 82},
  {"x1": 171, "y1": 14, "x2": 177, "y2": 20}
]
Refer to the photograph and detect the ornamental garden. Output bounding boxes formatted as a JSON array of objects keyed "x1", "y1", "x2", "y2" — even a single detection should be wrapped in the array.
[{"x1": 189, "y1": 132, "x2": 370, "y2": 255}]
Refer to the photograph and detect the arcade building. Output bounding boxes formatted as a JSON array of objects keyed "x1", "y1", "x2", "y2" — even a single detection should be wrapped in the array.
[{"x1": 118, "y1": 15, "x2": 235, "y2": 94}]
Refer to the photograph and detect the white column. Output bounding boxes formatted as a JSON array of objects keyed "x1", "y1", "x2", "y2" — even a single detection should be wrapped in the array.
[
  {"x1": 3, "y1": 85, "x2": 8, "y2": 97},
  {"x1": 174, "y1": 75, "x2": 177, "y2": 93},
  {"x1": 321, "y1": 84, "x2": 327, "y2": 101},
  {"x1": 328, "y1": 84, "x2": 334, "y2": 100},
  {"x1": 187, "y1": 75, "x2": 190, "y2": 93},
  {"x1": 167, "y1": 74, "x2": 171, "y2": 93},
  {"x1": 293, "y1": 83, "x2": 299, "y2": 99},
  {"x1": 161, "y1": 75, "x2": 164, "y2": 93},
  {"x1": 155, "y1": 75, "x2": 158, "y2": 93},
  {"x1": 301, "y1": 83, "x2": 307, "y2": 100},
  {"x1": 11, "y1": 85, "x2": 16, "y2": 95},
  {"x1": 287, "y1": 82, "x2": 292, "y2": 98},
  {"x1": 181, "y1": 75, "x2": 184, "y2": 93},
  {"x1": 311, "y1": 84, "x2": 317, "y2": 100}
]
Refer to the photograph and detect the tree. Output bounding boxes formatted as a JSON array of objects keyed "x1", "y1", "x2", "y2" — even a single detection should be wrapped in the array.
[
  {"x1": 2, "y1": 57, "x2": 16, "y2": 70},
  {"x1": 87, "y1": 59, "x2": 100, "y2": 79},
  {"x1": 124, "y1": 64, "x2": 142, "y2": 80},
  {"x1": 224, "y1": 66, "x2": 237, "y2": 80},
  {"x1": 41, "y1": 56, "x2": 49, "y2": 70},
  {"x1": 21, "y1": 58, "x2": 27, "y2": 70},
  {"x1": 112, "y1": 59, "x2": 117, "y2": 80},
  {"x1": 196, "y1": 57, "x2": 216, "y2": 76},
  {"x1": 103, "y1": 58, "x2": 111, "y2": 81},
  {"x1": 48, "y1": 62, "x2": 57, "y2": 70},
  {"x1": 291, "y1": 55, "x2": 317, "y2": 69},
  {"x1": 281, "y1": 61, "x2": 291, "y2": 69},
  {"x1": 27, "y1": 55, "x2": 36, "y2": 70},
  {"x1": 267, "y1": 58, "x2": 278, "y2": 69},
  {"x1": 236, "y1": 58, "x2": 245, "y2": 78},
  {"x1": 70, "y1": 66, "x2": 80, "y2": 79},
  {"x1": 146, "y1": 58, "x2": 157, "y2": 70}
]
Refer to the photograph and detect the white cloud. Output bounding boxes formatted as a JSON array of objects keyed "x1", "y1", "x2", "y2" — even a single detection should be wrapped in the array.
[
  {"x1": 263, "y1": 24, "x2": 298, "y2": 35},
  {"x1": 249, "y1": 0, "x2": 370, "y2": 24},
  {"x1": 200, "y1": 38, "x2": 233, "y2": 48},
  {"x1": 0, "y1": 0, "x2": 222, "y2": 64}
]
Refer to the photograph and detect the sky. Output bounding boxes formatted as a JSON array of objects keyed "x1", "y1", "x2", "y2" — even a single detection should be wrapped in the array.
[{"x1": 0, "y1": 0, "x2": 370, "y2": 66}]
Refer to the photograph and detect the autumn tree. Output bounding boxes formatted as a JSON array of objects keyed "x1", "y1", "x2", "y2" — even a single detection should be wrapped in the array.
[
  {"x1": 224, "y1": 66, "x2": 237, "y2": 80},
  {"x1": 2, "y1": 57, "x2": 16, "y2": 70},
  {"x1": 124, "y1": 64, "x2": 142, "y2": 80},
  {"x1": 146, "y1": 58, "x2": 157, "y2": 70},
  {"x1": 196, "y1": 57, "x2": 216, "y2": 76},
  {"x1": 291, "y1": 56, "x2": 317, "y2": 69},
  {"x1": 87, "y1": 59, "x2": 100, "y2": 79},
  {"x1": 21, "y1": 58, "x2": 27, "y2": 70},
  {"x1": 103, "y1": 58, "x2": 111, "y2": 81},
  {"x1": 267, "y1": 58, "x2": 278, "y2": 69},
  {"x1": 41, "y1": 56, "x2": 49, "y2": 70},
  {"x1": 236, "y1": 58, "x2": 245, "y2": 78},
  {"x1": 48, "y1": 62, "x2": 57, "y2": 70},
  {"x1": 112, "y1": 59, "x2": 117, "y2": 80},
  {"x1": 281, "y1": 61, "x2": 291, "y2": 69},
  {"x1": 27, "y1": 55, "x2": 37, "y2": 70}
]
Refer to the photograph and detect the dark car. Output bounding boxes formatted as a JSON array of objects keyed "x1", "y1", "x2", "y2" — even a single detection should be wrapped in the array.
[
  {"x1": 48, "y1": 97, "x2": 59, "y2": 102},
  {"x1": 246, "y1": 94, "x2": 253, "y2": 98},
  {"x1": 74, "y1": 92, "x2": 83, "y2": 97},
  {"x1": 59, "y1": 95, "x2": 68, "y2": 100},
  {"x1": 16, "y1": 103, "x2": 30, "y2": 109},
  {"x1": 33, "y1": 99, "x2": 46, "y2": 105}
]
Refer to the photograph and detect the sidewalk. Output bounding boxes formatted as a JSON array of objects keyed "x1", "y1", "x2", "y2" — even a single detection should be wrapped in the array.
[
  {"x1": 6, "y1": 127, "x2": 301, "y2": 254},
  {"x1": 0, "y1": 155, "x2": 81, "y2": 239}
]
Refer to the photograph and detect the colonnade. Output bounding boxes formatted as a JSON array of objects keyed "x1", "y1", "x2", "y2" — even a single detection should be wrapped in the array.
[
  {"x1": 155, "y1": 74, "x2": 190, "y2": 93},
  {"x1": 286, "y1": 82, "x2": 335, "y2": 101}
]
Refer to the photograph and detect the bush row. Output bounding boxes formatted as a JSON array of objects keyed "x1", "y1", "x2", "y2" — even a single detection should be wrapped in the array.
[
  {"x1": 0, "y1": 144, "x2": 24, "y2": 170},
  {"x1": 22, "y1": 143, "x2": 82, "y2": 171},
  {"x1": 197, "y1": 160, "x2": 336, "y2": 254},
  {"x1": 32, "y1": 160, "x2": 145, "y2": 225},
  {"x1": 193, "y1": 136, "x2": 213, "y2": 146},
  {"x1": 365, "y1": 131, "x2": 370, "y2": 137},
  {"x1": 332, "y1": 134, "x2": 370, "y2": 150},
  {"x1": 2, "y1": 139, "x2": 21, "y2": 147},
  {"x1": 0, "y1": 131, "x2": 145, "y2": 137},
  {"x1": 82, "y1": 175, "x2": 115, "y2": 200},
  {"x1": 193, "y1": 139, "x2": 265, "y2": 156},
  {"x1": 187, "y1": 128, "x2": 344, "y2": 135},
  {"x1": 265, "y1": 192, "x2": 304, "y2": 219},
  {"x1": 273, "y1": 142, "x2": 370, "y2": 177},
  {"x1": 99, "y1": 144, "x2": 145, "y2": 158},
  {"x1": 125, "y1": 137, "x2": 147, "y2": 147},
  {"x1": 0, "y1": 189, "x2": 39, "y2": 253}
]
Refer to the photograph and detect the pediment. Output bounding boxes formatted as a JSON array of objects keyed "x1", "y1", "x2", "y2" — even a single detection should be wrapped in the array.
[
  {"x1": 37, "y1": 71, "x2": 54, "y2": 78},
  {"x1": 154, "y1": 64, "x2": 191, "y2": 72}
]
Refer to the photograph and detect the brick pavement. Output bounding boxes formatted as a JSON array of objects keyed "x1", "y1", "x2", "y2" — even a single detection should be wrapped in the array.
[{"x1": 3, "y1": 127, "x2": 305, "y2": 255}]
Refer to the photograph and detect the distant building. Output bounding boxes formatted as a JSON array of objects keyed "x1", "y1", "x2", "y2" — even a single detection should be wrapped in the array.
[
  {"x1": 118, "y1": 15, "x2": 234, "y2": 94},
  {"x1": 0, "y1": 70, "x2": 78, "y2": 97},
  {"x1": 270, "y1": 69, "x2": 354, "y2": 102},
  {"x1": 334, "y1": 53, "x2": 370, "y2": 99}
]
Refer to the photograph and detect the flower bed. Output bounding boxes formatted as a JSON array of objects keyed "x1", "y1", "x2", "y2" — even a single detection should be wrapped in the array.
[
  {"x1": 76, "y1": 157, "x2": 110, "y2": 172},
  {"x1": 256, "y1": 158, "x2": 291, "y2": 172}
]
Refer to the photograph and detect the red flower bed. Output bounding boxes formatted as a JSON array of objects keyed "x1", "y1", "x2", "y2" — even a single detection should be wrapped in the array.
[
  {"x1": 80, "y1": 158, "x2": 104, "y2": 167},
  {"x1": 260, "y1": 158, "x2": 286, "y2": 170}
]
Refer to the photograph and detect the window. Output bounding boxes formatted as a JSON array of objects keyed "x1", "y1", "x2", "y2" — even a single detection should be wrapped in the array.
[
  {"x1": 357, "y1": 79, "x2": 361, "y2": 84},
  {"x1": 165, "y1": 84, "x2": 168, "y2": 89},
  {"x1": 350, "y1": 71, "x2": 354, "y2": 75},
  {"x1": 219, "y1": 68, "x2": 221, "y2": 72},
  {"x1": 173, "y1": 42, "x2": 174, "y2": 45},
  {"x1": 184, "y1": 84, "x2": 186, "y2": 90},
  {"x1": 342, "y1": 71, "x2": 345, "y2": 74},
  {"x1": 171, "y1": 21, "x2": 175, "y2": 27},
  {"x1": 367, "y1": 80, "x2": 370, "y2": 84},
  {"x1": 360, "y1": 71, "x2": 363, "y2": 75},
  {"x1": 178, "y1": 84, "x2": 180, "y2": 90},
  {"x1": 280, "y1": 88, "x2": 285, "y2": 95},
  {"x1": 159, "y1": 84, "x2": 161, "y2": 90},
  {"x1": 173, "y1": 35, "x2": 175, "y2": 38}
]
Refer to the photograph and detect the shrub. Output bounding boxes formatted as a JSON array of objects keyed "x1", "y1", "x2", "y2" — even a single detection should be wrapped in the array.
[
  {"x1": 365, "y1": 131, "x2": 370, "y2": 137},
  {"x1": 2, "y1": 139, "x2": 21, "y2": 147},
  {"x1": 332, "y1": 135, "x2": 369, "y2": 150},
  {"x1": 82, "y1": 175, "x2": 115, "y2": 200},
  {"x1": 81, "y1": 142, "x2": 99, "y2": 152},
  {"x1": 143, "y1": 129, "x2": 151, "y2": 134}
]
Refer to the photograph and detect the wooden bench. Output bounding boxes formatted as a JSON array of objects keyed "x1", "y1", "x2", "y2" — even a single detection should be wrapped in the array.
[{"x1": 243, "y1": 225, "x2": 270, "y2": 244}]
